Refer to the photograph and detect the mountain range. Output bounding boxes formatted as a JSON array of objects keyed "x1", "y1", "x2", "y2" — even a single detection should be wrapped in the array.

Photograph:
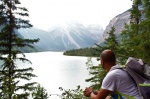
[
  {"x1": 18, "y1": 23, "x2": 103, "y2": 51},
  {"x1": 17, "y1": 9, "x2": 132, "y2": 52}
]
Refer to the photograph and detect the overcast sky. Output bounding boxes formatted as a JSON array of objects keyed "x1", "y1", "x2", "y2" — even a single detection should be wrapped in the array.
[{"x1": 21, "y1": 0, "x2": 132, "y2": 31}]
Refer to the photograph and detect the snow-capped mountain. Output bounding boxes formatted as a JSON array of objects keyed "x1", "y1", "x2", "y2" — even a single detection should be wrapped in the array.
[{"x1": 18, "y1": 23, "x2": 103, "y2": 51}]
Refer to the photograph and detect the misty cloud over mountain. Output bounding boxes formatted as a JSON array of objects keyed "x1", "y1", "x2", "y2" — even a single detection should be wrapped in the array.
[{"x1": 18, "y1": 23, "x2": 103, "y2": 51}]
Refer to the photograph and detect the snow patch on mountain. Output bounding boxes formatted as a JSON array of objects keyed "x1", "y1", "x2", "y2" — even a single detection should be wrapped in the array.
[{"x1": 63, "y1": 27, "x2": 81, "y2": 48}]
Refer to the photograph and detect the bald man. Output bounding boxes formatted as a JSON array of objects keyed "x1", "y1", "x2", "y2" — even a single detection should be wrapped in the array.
[{"x1": 84, "y1": 49, "x2": 140, "y2": 99}]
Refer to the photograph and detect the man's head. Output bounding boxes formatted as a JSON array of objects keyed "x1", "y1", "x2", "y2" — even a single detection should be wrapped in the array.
[{"x1": 100, "y1": 49, "x2": 116, "y2": 71}]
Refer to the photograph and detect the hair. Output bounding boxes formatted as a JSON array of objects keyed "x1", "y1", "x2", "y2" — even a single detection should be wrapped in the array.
[{"x1": 100, "y1": 49, "x2": 116, "y2": 63}]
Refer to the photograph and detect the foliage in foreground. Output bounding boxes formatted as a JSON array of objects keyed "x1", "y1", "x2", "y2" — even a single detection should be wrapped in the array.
[
  {"x1": 85, "y1": 57, "x2": 106, "y2": 90},
  {"x1": 59, "y1": 86, "x2": 89, "y2": 99}
]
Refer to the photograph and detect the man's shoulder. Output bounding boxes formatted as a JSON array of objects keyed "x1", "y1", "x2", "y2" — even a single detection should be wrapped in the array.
[
  {"x1": 105, "y1": 69, "x2": 119, "y2": 78},
  {"x1": 108, "y1": 65, "x2": 128, "y2": 78}
]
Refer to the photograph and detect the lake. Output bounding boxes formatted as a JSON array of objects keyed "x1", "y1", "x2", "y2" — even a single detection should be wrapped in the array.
[{"x1": 16, "y1": 51, "x2": 99, "y2": 98}]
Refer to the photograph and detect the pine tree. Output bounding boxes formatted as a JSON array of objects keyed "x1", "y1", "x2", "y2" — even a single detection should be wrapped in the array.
[
  {"x1": 120, "y1": 0, "x2": 142, "y2": 59},
  {"x1": 137, "y1": 0, "x2": 150, "y2": 64},
  {"x1": 85, "y1": 27, "x2": 119, "y2": 90},
  {"x1": 121, "y1": 0, "x2": 150, "y2": 64},
  {"x1": 104, "y1": 26, "x2": 118, "y2": 50},
  {"x1": 0, "y1": 0, "x2": 39, "y2": 98},
  {"x1": 32, "y1": 84, "x2": 49, "y2": 99},
  {"x1": 85, "y1": 57, "x2": 106, "y2": 90},
  {"x1": 92, "y1": 27, "x2": 119, "y2": 58}
]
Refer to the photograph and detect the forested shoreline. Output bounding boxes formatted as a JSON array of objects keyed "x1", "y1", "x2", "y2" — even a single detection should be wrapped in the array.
[{"x1": 63, "y1": 47, "x2": 98, "y2": 57}]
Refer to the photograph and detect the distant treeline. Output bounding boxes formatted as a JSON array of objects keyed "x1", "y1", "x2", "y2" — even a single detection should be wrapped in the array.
[{"x1": 63, "y1": 47, "x2": 98, "y2": 57}]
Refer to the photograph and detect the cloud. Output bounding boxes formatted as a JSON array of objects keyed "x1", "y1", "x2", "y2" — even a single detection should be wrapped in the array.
[{"x1": 21, "y1": 0, "x2": 132, "y2": 30}]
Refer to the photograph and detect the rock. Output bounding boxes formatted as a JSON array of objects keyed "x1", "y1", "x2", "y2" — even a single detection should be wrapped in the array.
[{"x1": 97, "y1": 9, "x2": 131, "y2": 45}]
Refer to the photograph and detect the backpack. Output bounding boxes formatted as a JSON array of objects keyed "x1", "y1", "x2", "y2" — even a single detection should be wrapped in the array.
[{"x1": 125, "y1": 57, "x2": 150, "y2": 99}]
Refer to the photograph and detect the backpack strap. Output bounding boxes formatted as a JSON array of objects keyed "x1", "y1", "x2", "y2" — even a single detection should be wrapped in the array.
[
  {"x1": 109, "y1": 65, "x2": 125, "y2": 72},
  {"x1": 139, "y1": 84, "x2": 150, "y2": 86},
  {"x1": 115, "y1": 92, "x2": 136, "y2": 99}
]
